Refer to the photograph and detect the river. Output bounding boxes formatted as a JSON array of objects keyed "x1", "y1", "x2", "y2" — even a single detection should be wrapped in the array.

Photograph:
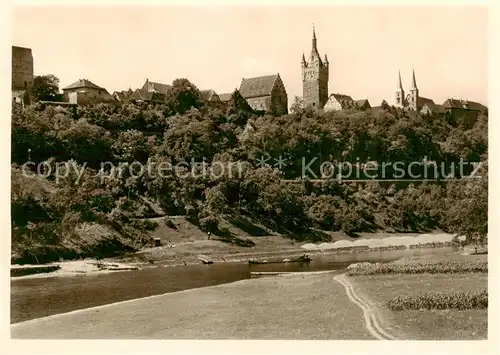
[{"x1": 11, "y1": 247, "x2": 455, "y2": 324}]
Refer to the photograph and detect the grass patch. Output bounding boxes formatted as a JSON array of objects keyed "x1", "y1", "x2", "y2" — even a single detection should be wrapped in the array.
[
  {"x1": 390, "y1": 309, "x2": 488, "y2": 340},
  {"x1": 346, "y1": 260, "x2": 487, "y2": 276},
  {"x1": 348, "y1": 272, "x2": 488, "y2": 340},
  {"x1": 388, "y1": 291, "x2": 488, "y2": 311}
]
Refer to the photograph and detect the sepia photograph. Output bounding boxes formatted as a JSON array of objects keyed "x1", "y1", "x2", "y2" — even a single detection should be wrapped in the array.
[{"x1": 5, "y1": 2, "x2": 491, "y2": 348}]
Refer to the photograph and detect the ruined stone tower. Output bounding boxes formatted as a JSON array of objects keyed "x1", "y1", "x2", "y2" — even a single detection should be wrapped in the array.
[{"x1": 301, "y1": 27, "x2": 329, "y2": 109}]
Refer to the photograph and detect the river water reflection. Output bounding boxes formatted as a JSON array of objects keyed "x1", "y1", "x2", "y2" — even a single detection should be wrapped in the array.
[{"x1": 11, "y1": 247, "x2": 455, "y2": 324}]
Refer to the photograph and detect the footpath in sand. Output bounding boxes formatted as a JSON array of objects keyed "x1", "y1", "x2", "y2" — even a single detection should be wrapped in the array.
[{"x1": 12, "y1": 271, "x2": 384, "y2": 340}]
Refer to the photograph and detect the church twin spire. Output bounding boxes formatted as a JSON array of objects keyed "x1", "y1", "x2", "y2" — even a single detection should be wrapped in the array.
[{"x1": 396, "y1": 68, "x2": 419, "y2": 109}]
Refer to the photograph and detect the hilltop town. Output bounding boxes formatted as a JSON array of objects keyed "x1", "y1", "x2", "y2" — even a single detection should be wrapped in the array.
[{"x1": 12, "y1": 28, "x2": 487, "y2": 122}]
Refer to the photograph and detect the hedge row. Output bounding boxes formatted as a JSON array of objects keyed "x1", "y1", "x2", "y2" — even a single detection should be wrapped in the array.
[
  {"x1": 346, "y1": 260, "x2": 488, "y2": 276},
  {"x1": 388, "y1": 290, "x2": 488, "y2": 311}
]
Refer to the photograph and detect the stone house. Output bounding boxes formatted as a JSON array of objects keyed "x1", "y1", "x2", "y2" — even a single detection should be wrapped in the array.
[
  {"x1": 442, "y1": 98, "x2": 487, "y2": 123},
  {"x1": 323, "y1": 94, "x2": 355, "y2": 111},
  {"x1": 62, "y1": 79, "x2": 115, "y2": 105},
  {"x1": 239, "y1": 74, "x2": 288, "y2": 115},
  {"x1": 323, "y1": 94, "x2": 371, "y2": 112},
  {"x1": 12, "y1": 46, "x2": 34, "y2": 105}
]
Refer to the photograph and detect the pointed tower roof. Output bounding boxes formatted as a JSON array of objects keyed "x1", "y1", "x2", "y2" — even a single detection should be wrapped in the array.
[
  {"x1": 324, "y1": 54, "x2": 329, "y2": 63},
  {"x1": 309, "y1": 25, "x2": 322, "y2": 64},
  {"x1": 397, "y1": 71, "x2": 404, "y2": 90},
  {"x1": 411, "y1": 68, "x2": 418, "y2": 89},
  {"x1": 301, "y1": 53, "x2": 306, "y2": 63}
]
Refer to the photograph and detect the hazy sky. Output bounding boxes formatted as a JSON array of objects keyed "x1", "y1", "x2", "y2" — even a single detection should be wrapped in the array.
[{"x1": 12, "y1": 6, "x2": 488, "y2": 106}]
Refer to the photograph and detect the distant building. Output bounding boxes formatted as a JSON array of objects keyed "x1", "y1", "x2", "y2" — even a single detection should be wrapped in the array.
[
  {"x1": 355, "y1": 99, "x2": 371, "y2": 110},
  {"x1": 239, "y1": 74, "x2": 288, "y2": 115},
  {"x1": 200, "y1": 89, "x2": 220, "y2": 102},
  {"x1": 324, "y1": 94, "x2": 355, "y2": 111},
  {"x1": 442, "y1": 98, "x2": 487, "y2": 123},
  {"x1": 219, "y1": 93, "x2": 233, "y2": 103},
  {"x1": 323, "y1": 94, "x2": 371, "y2": 112},
  {"x1": 130, "y1": 79, "x2": 171, "y2": 103},
  {"x1": 62, "y1": 79, "x2": 115, "y2": 106},
  {"x1": 12, "y1": 46, "x2": 34, "y2": 105},
  {"x1": 301, "y1": 27, "x2": 329, "y2": 109},
  {"x1": 395, "y1": 69, "x2": 435, "y2": 112},
  {"x1": 113, "y1": 89, "x2": 134, "y2": 102},
  {"x1": 420, "y1": 101, "x2": 446, "y2": 116}
]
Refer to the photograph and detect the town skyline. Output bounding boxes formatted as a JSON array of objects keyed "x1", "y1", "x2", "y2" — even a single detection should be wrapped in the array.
[{"x1": 12, "y1": 6, "x2": 488, "y2": 106}]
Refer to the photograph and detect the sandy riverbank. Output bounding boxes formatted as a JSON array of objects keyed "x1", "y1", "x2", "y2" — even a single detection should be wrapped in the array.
[{"x1": 10, "y1": 260, "x2": 139, "y2": 279}]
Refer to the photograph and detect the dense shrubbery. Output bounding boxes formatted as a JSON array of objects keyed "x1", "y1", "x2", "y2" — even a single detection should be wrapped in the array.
[
  {"x1": 387, "y1": 290, "x2": 488, "y2": 310},
  {"x1": 11, "y1": 77, "x2": 488, "y2": 260},
  {"x1": 346, "y1": 261, "x2": 488, "y2": 276}
]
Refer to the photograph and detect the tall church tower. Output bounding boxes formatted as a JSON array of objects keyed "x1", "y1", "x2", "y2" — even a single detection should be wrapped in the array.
[
  {"x1": 407, "y1": 69, "x2": 419, "y2": 111},
  {"x1": 302, "y1": 27, "x2": 329, "y2": 109},
  {"x1": 395, "y1": 71, "x2": 405, "y2": 108}
]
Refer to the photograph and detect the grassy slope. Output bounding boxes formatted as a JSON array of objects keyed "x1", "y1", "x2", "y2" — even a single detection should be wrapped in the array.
[
  {"x1": 11, "y1": 272, "x2": 374, "y2": 339},
  {"x1": 348, "y1": 255, "x2": 488, "y2": 340},
  {"x1": 11, "y1": 173, "x2": 455, "y2": 265}
]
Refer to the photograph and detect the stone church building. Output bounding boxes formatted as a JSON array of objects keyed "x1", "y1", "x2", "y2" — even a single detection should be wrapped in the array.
[
  {"x1": 395, "y1": 69, "x2": 435, "y2": 112},
  {"x1": 239, "y1": 74, "x2": 288, "y2": 115}
]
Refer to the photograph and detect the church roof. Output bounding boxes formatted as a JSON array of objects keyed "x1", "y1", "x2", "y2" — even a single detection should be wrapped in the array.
[
  {"x1": 239, "y1": 74, "x2": 279, "y2": 99},
  {"x1": 418, "y1": 96, "x2": 435, "y2": 109},
  {"x1": 411, "y1": 69, "x2": 418, "y2": 89},
  {"x1": 63, "y1": 78, "x2": 104, "y2": 91}
]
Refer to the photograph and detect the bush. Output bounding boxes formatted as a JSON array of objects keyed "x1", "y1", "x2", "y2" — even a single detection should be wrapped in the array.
[
  {"x1": 388, "y1": 290, "x2": 488, "y2": 311},
  {"x1": 346, "y1": 260, "x2": 488, "y2": 276},
  {"x1": 165, "y1": 219, "x2": 177, "y2": 229}
]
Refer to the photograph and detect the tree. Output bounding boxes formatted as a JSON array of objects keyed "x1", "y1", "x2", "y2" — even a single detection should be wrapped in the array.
[
  {"x1": 32, "y1": 74, "x2": 63, "y2": 102},
  {"x1": 381, "y1": 100, "x2": 390, "y2": 111},
  {"x1": 164, "y1": 78, "x2": 205, "y2": 115},
  {"x1": 227, "y1": 89, "x2": 253, "y2": 113},
  {"x1": 290, "y1": 96, "x2": 304, "y2": 114},
  {"x1": 447, "y1": 176, "x2": 488, "y2": 247}
]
